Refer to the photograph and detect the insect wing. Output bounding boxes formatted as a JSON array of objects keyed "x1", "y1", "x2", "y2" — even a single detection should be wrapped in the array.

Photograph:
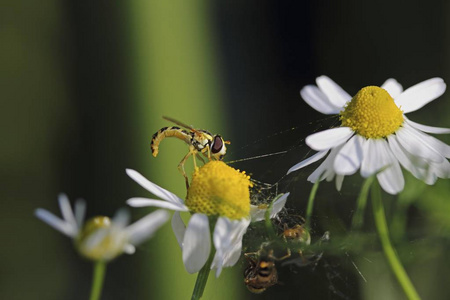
[{"x1": 162, "y1": 116, "x2": 195, "y2": 131}]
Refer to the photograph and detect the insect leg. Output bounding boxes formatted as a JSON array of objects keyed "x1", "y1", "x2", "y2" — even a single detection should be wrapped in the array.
[{"x1": 178, "y1": 150, "x2": 194, "y2": 189}]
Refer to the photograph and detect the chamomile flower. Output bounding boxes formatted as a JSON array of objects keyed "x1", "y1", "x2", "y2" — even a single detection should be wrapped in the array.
[
  {"x1": 288, "y1": 76, "x2": 450, "y2": 194},
  {"x1": 126, "y1": 161, "x2": 289, "y2": 277},
  {"x1": 35, "y1": 194, "x2": 169, "y2": 261}
]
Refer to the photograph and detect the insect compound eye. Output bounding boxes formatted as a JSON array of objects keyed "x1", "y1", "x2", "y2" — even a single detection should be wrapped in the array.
[{"x1": 211, "y1": 135, "x2": 224, "y2": 154}]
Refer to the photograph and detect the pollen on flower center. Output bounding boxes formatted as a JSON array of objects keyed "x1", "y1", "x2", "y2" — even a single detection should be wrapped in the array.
[
  {"x1": 339, "y1": 86, "x2": 404, "y2": 138},
  {"x1": 185, "y1": 161, "x2": 253, "y2": 220}
]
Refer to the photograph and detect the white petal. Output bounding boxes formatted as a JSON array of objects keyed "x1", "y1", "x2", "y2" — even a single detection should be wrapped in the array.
[
  {"x1": 74, "y1": 199, "x2": 86, "y2": 229},
  {"x1": 381, "y1": 78, "x2": 403, "y2": 98},
  {"x1": 126, "y1": 169, "x2": 184, "y2": 205},
  {"x1": 316, "y1": 76, "x2": 352, "y2": 108},
  {"x1": 388, "y1": 135, "x2": 430, "y2": 181},
  {"x1": 112, "y1": 208, "x2": 130, "y2": 229},
  {"x1": 405, "y1": 118, "x2": 450, "y2": 134},
  {"x1": 250, "y1": 193, "x2": 289, "y2": 222},
  {"x1": 212, "y1": 218, "x2": 249, "y2": 277},
  {"x1": 171, "y1": 211, "x2": 186, "y2": 249},
  {"x1": 376, "y1": 142, "x2": 404, "y2": 194},
  {"x1": 287, "y1": 150, "x2": 328, "y2": 174},
  {"x1": 126, "y1": 198, "x2": 188, "y2": 211},
  {"x1": 182, "y1": 214, "x2": 211, "y2": 274},
  {"x1": 334, "y1": 135, "x2": 365, "y2": 175},
  {"x1": 58, "y1": 194, "x2": 78, "y2": 231},
  {"x1": 307, "y1": 146, "x2": 342, "y2": 183},
  {"x1": 396, "y1": 126, "x2": 444, "y2": 163},
  {"x1": 408, "y1": 126, "x2": 450, "y2": 158},
  {"x1": 306, "y1": 127, "x2": 354, "y2": 151},
  {"x1": 270, "y1": 193, "x2": 289, "y2": 218},
  {"x1": 335, "y1": 174, "x2": 345, "y2": 191},
  {"x1": 300, "y1": 85, "x2": 341, "y2": 114},
  {"x1": 35, "y1": 208, "x2": 77, "y2": 237},
  {"x1": 126, "y1": 210, "x2": 170, "y2": 245},
  {"x1": 395, "y1": 78, "x2": 446, "y2": 113},
  {"x1": 430, "y1": 159, "x2": 450, "y2": 179},
  {"x1": 123, "y1": 244, "x2": 136, "y2": 254},
  {"x1": 361, "y1": 139, "x2": 386, "y2": 177}
]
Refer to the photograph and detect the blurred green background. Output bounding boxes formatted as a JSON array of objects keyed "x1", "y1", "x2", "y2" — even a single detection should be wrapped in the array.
[{"x1": 2, "y1": 0, "x2": 450, "y2": 299}]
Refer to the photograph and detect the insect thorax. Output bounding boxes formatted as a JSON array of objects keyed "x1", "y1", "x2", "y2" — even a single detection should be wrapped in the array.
[{"x1": 191, "y1": 130, "x2": 213, "y2": 151}]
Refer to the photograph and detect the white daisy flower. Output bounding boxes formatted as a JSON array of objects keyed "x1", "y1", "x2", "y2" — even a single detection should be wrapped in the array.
[
  {"x1": 35, "y1": 194, "x2": 169, "y2": 261},
  {"x1": 126, "y1": 161, "x2": 289, "y2": 277},
  {"x1": 288, "y1": 76, "x2": 450, "y2": 194}
]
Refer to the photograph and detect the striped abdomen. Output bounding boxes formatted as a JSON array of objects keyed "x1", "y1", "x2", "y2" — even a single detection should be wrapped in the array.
[{"x1": 150, "y1": 126, "x2": 192, "y2": 157}]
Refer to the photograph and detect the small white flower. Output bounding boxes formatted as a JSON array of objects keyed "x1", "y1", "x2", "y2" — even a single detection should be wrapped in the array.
[
  {"x1": 35, "y1": 194, "x2": 169, "y2": 261},
  {"x1": 126, "y1": 165, "x2": 288, "y2": 277},
  {"x1": 288, "y1": 76, "x2": 450, "y2": 194}
]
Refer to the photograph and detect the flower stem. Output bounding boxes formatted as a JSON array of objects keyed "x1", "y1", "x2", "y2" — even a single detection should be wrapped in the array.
[
  {"x1": 305, "y1": 180, "x2": 320, "y2": 230},
  {"x1": 89, "y1": 261, "x2": 107, "y2": 300},
  {"x1": 191, "y1": 218, "x2": 217, "y2": 300},
  {"x1": 351, "y1": 175, "x2": 375, "y2": 230},
  {"x1": 191, "y1": 247, "x2": 215, "y2": 300},
  {"x1": 371, "y1": 182, "x2": 421, "y2": 300}
]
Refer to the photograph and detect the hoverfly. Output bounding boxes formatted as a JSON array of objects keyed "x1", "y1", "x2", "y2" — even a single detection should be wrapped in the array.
[
  {"x1": 151, "y1": 116, "x2": 230, "y2": 188},
  {"x1": 244, "y1": 249, "x2": 278, "y2": 294}
]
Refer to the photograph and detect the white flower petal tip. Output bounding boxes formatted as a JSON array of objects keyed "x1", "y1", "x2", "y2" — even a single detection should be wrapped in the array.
[
  {"x1": 126, "y1": 210, "x2": 170, "y2": 246},
  {"x1": 287, "y1": 150, "x2": 328, "y2": 175},
  {"x1": 123, "y1": 244, "x2": 136, "y2": 255},
  {"x1": 396, "y1": 78, "x2": 446, "y2": 113},
  {"x1": 316, "y1": 76, "x2": 352, "y2": 108},
  {"x1": 300, "y1": 85, "x2": 341, "y2": 114},
  {"x1": 35, "y1": 208, "x2": 78, "y2": 237},
  {"x1": 212, "y1": 217, "x2": 250, "y2": 277},
  {"x1": 250, "y1": 193, "x2": 288, "y2": 222},
  {"x1": 182, "y1": 214, "x2": 211, "y2": 274},
  {"x1": 306, "y1": 127, "x2": 353, "y2": 151},
  {"x1": 126, "y1": 168, "x2": 184, "y2": 205}
]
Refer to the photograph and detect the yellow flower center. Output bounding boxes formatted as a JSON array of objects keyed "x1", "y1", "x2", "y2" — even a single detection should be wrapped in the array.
[
  {"x1": 339, "y1": 86, "x2": 404, "y2": 138},
  {"x1": 76, "y1": 216, "x2": 126, "y2": 261},
  {"x1": 186, "y1": 161, "x2": 253, "y2": 220}
]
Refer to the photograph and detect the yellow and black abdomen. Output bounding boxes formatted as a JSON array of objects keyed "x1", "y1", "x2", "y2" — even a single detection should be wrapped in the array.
[{"x1": 150, "y1": 126, "x2": 192, "y2": 157}]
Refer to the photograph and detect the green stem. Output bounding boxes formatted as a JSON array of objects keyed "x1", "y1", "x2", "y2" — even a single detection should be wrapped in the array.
[
  {"x1": 371, "y1": 182, "x2": 421, "y2": 300},
  {"x1": 351, "y1": 175, "x2": 375, "y2": 230},
  {"x1": 305, "y1": 180, "x2": 320, "y2": 230},
  {"x1": 191, "y1": 250, "x2": 215, "y2": 300},
  {"x1": 191, "y1": 218, "x2": 217, "y2": 300},
  {"x1": 89, "y1": 261, "x2": 107, "y2": 300}
]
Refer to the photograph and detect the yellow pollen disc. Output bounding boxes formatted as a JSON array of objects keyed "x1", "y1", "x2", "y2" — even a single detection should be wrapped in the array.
[
  {"x1": 76, "y1": 216, "x2": 126, "y2": 261},
  {"x1": 339, "y1": 86, "x2": 404, "y2": 138},
  {"x1": 186, "y1": 161, "x2": 253, "y2": 220}
]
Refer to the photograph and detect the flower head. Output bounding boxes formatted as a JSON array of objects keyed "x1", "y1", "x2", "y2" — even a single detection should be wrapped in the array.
[
  {"x1": 126, "y1": 161, "x2": 288, "y2": 276},
  {"x1": 35, "y1": 194, "x2": 169, "y2": 261},
  {"x1": 186, "y1": 161, "x2": 252, "y2": 219},
  {"x1": 288, "y1": 76, "x2": 450, "y2": 194}
]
